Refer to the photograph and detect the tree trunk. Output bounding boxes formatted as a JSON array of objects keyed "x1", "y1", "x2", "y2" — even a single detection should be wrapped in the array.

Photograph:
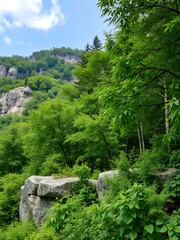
[
  {"x1": 137, "y1": 122, "x2": 145, "y2": 155},
  {"x1": 140, "y1": 122, "x2": 145, "y2": 152},
  {"x1": 163, "y1": 80, "x2": 171, "y2": 152},
  {"x1": 164, "y1": 80, "x2": 170, "y2": 135},
  {"x1": 137, "y1": 126, "x2": 142, "y2": 155}
]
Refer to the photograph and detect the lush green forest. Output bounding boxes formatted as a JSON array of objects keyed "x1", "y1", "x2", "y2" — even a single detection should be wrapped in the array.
[{"x1": 0, "y1": 0, "x2": 180, "y2": 239}]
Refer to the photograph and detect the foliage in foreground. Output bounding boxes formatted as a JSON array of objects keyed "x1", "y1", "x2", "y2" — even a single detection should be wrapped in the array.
[
  {"x1": 36, "y1": 183, "x2": 179, "y2": 240},
  {"x1": 0, "y1": 174, "x2": 27, "y2": 227},
  {"x1": 0, "y1": 220, "x2": 36, "y2": 240}
]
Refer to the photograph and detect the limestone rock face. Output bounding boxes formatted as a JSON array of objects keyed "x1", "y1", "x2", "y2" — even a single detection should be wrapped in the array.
[
  {"x1": 7, "y1": 67, "x2": 18, "y2": 79},
  {"x1": 37, "y1": 177, "x2": 79, "y2": 197},
  {"x1": 19, "y1": 186, "x2": 29, "y2": 221},
  {"x1": 0, "y1": 87, "x2": 32, "y2": 116},
  {"x1": 0, "y1": 65, "x2": 7, "y2": 77},
  {"x1": 56, "y1": 53, "x2": 81, "y2": 63},
  {"x1": 24, "y1": 176, "x2": 53, "y2": 195},
  {"x1": 28, "y1": 195, "x2": 53, "y2": 227},
  {"x1": 20, "y1": 176, "x2": 80, "y2": 227}
]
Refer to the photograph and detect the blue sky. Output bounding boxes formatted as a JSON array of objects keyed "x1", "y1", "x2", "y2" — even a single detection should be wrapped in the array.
[{"x1": 0, "y1": 0, "x2": 111, "y2": 57}]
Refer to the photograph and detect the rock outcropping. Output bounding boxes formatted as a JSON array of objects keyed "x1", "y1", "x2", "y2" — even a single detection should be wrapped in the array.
[
  {"x1": 0, "y1": 65, "x2": 7, "y2": 77},
  {"x1": 0, "y1": 65, "x2": 18, "y2": 79},
  {"x1": 0, "y1": 87, "x2": 32, "y2": 116},
  {"x1": 7, "y1": 67, "x2": 18, "y2": 79},
  {"x1": 20, "y1": 168, "x2": 179, "y2": 227},
  {"x1": 56, "y1": 53, "x2": 81, "y2": 63},
  {"x1": 20, "y1": 176, "x2": 96, "y2": 227}
]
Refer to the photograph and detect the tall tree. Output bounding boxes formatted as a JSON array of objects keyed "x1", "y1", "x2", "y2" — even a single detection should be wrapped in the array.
[
  {"x1": 97, "y1": 0, "x2": 180, "y2": 152},
  {"x1": 90, "y1": 35, "x2": 103, "y2": 51},
  {"x1": 74, "y1": 50, "x2": 112, "y2": 93}
]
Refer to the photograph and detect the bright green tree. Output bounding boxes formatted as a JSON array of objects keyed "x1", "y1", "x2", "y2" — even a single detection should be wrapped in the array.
[
  {"x1": 0, "y1": 121, "x2": 29, "y2": 176},
  {"x1": 23, "y1": 98, "x2": 79, "y2": 174},
  {"x1": 74, "y1": 50, "x2": 112, "y2": 93},
  {"x1": 97, "y1": 0, "x2": 180, "y2": 154}
]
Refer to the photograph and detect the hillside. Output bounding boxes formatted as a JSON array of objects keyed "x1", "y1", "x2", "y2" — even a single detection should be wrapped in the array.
[{"x1": 0, "y1": 47, "x2": 83, "y2": 84}]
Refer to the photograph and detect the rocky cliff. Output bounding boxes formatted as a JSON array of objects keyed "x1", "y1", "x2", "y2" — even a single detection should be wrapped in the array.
[{"x1": 0, "y1": 87, "x2": 32, "y2": 116}]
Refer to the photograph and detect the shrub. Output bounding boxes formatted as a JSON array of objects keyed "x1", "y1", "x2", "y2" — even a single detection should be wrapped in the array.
[
  {"x1": 169, "y1": 150, "x2": 180, "y2": 168},
  {"x1": 72, "y1": 164, "x2": 97, "y2": 205},
  {"x1": 164, "y1": 173, "x2": 180, "y2": 198},
  {"x1": 27, "y1": 223, "x2": 58, "y2": 240},
  {"x1": 0, "y1": 220, "x2": 36, "y2": 240},
  {"x1": 45, "y1": 183, "x2": 170, "y2": 240},
  {"x1": 0, "y1": 173, "x2": 27, "y2": 227}
]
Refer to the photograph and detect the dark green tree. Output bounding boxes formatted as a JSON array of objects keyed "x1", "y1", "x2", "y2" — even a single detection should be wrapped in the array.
[{"x1": 90, "y1": 35, "x2": 103, "y2": 51}]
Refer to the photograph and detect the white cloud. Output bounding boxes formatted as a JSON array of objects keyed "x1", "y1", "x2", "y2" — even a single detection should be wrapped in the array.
[
  {"x1": 4, "y1": 35, "x2": 12, "y2": 45},
  {"x1": 0, "y1": 0, "x2": 65, "y2": 31}
]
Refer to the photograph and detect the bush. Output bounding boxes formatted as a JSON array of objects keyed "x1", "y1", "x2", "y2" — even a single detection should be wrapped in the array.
[
  {"x1": 0, "y1": 220, "x2": 36, "y2": 240},
  {"x1": 45, "y1": 183, "x2": 170, "y2": 240},
  {"x1": 72, "y1": 164, "x2": 91, "y2": 183},
  {"x1": 72, "y1": 164, "x2": 97, "y2": 205},
  {"x1": 27, "y1": 223, "x2": 58, "y2": 240},
  {"x1": 164, "y1": 173, "x2": 180, "y2": 198},
  {"x1": 40, "y1": 154, "x2": 62, "y2": 176},
  {"x1": 0, "y1": 173, "x2": 27, "y2": 227},
  {"x1": 133, "y1": 150, "x2": 164, "y2": 185},
  {"x1": 169, "y1": 150, "x2": 180, "y2": 168}
]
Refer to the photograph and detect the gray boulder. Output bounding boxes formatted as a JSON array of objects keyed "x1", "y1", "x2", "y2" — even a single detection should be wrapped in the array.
[
  {"x1": 153, "y1": 168, "x2": 180, "y2": 186},
  {"x1": 37, "y1": 177, "x2": 79, "y2": 198},
  {"x1": 20, "y1": 176, "x2": 81, "y2": 227},
  {"x1": 56, "y1": 53, "x2": 81, "y2": 63},
  {"x1": 28, "y1": 195, "x2": 53, "y2": 227},
  {"x1": 96, "y1": 170, "x2": 119, "y2": 198},
  {"x1": 19, "y1": 186, "x2": 29, "y2": 220},
  {"x1": 7, "y1": 67, "x2": 18, "y2": 79},
  {"x1": 24, "y1": 176, "x2": 53, "y2": 195}
]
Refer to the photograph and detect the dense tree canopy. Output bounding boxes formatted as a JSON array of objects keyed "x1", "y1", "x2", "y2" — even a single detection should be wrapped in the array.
[{"x1": 98, "y1": 0, "x2": 180, "y2": 150}]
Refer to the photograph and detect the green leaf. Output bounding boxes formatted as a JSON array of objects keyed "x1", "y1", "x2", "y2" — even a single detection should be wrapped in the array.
[
  {"x1": 156, "y1": 219, "x2": 164, "y2": 225},
  {"x1": 169, "y1": 235, "x2": 178, "y2": 240},
  {"x1": 129, "y1": 231, "x2": 137, "y2": 240},
  {"x1": 125, "y1": 216, "x2": 133, "y2": 224},
  {"x1": 174, "y1": 226, "x2": 180, "y2": 233},
  {"x1": 144, "y1": 224, "x2": 154, "y2": 234},
  {"x1": 167, "y1": 223, "x2": 175, "y2": 230},
  {"x1": 168, "y1": 230, "x2": 174, "y2": 237},
  {"x1": 159, "y1": 226, "x2": 167, "y2": 233},
  {"x1": 131, "y1": 212, "x2": 136, "y2": 218}
]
